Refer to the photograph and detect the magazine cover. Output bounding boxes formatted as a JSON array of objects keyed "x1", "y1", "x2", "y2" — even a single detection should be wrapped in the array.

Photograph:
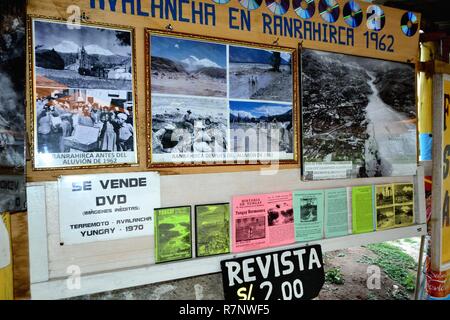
[
  {"x1": 232, "y1": 192, "x2": 294, "y2": 253},
  {"x1": 393, "y1": 183, "x2": 414, "y2": 227},
  {"x1": 154, "y1": 206, "x2": 192, "y2": 263},
  {"x1": 195, "y1": 203, "x2": 230, "y2": 257},
  {"x1": 351, "y1": 185, "x2": 375, "y2": 234},
  {"x1": 324, "y1": 188, "x2": 349, "y2": 238},
  {"x1": 375, "y1": 184, "x2": 396, "y2": 230},
  {"x1": 293, "y1": 190, "x2": 325, "y2": 242}
]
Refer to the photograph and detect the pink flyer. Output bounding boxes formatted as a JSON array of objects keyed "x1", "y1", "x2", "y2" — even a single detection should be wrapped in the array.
[{"x1": 232, "y1": 192, "x2": 295, "y2": 253}]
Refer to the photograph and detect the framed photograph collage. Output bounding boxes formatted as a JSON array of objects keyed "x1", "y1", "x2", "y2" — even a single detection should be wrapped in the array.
[{"x1": 146, "y1": 30, "x2": 298, "y2": 167}]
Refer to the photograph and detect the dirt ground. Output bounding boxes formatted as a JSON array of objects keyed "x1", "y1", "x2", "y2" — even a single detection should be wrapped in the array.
[{"x1": 318, "y1": 245, "x2": 416, "y2": 300}]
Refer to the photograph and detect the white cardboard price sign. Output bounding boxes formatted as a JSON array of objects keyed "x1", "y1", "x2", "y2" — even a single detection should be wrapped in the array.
[{"x1": 58, "y1": 172, "x2": 160, "y2": 245}]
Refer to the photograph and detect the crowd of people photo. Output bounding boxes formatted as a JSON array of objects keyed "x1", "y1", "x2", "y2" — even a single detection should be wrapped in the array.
[{"x1": 36, "y1": 94, "x2": 134, "y2": 154}]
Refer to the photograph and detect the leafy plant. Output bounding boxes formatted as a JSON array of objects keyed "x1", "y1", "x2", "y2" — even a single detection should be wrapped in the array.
[
  {"x1": 325, "y1": 267, "x2": 345, "y2": 285},
  {"x1": 365, "y1": 243, "x2": 417, "y2": 292}
]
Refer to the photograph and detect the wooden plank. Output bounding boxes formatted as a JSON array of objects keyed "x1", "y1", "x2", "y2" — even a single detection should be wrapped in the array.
[
  {"x1": 27, "y1": 185, "x2": 49, "y2": 284},
  {"x1": 414, "y1": 165, "x2": 427, "y2": 225},
  {"x1": 0, "y1": 213, "x2": 13, "y2": 300},
  {"x1": 47, "y1": 235, "x2": 154, "y2": 278},
  {"x1": 419, "y1": 160, "x2": 432, "y2": 177},
  {"x1": 435, "y1": 60, "x2": 450, "y2": 75},
  {"x1": 26, "y1": 0, "x2": 420, "y2": 63},
  {"x1": 431, "y1": 74, "x2": 444, "y2": 271},
  {"x1": 10, "y1": 212, "x2": 31, "y2": 300}
]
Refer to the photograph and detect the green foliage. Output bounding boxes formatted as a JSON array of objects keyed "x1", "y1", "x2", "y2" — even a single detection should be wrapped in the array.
[
  {"x1": 367, "y1": 292, "x2": 378, "y2": 300},
  {"x1": 357, "y1": 255, "x2": 373, "y2": 264},
  {"x1": 365, "y1": 243, "x2": 417, "y2": 292},
  {"x1": 389, "y1": 288, "x2": 411, "y2": 300},
  {"x1": 325, "y1": 267, "x2": 345, "y2": 285}
]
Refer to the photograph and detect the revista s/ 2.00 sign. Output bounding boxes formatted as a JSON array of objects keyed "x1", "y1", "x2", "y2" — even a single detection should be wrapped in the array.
[{"x1": 221, "y1": 244, "x2": 325, "y2": 300}]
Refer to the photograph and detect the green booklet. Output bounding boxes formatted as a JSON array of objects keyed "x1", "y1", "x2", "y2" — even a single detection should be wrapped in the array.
[
  {"x1": 324, "y1": 188, "x2": 349, "y2": 238},
  {"x1": 293, "y1": 190, "x2": 324, "y2": 242},
  {"x1": 154, "y1": 206, "x2": 192, "y2": 263},
  {"x1": 195, "y1": 203, "x2": 230, "y2": 257},
  {"x1": 351, "y1": 186, "x2": 375, "y2": 234}
]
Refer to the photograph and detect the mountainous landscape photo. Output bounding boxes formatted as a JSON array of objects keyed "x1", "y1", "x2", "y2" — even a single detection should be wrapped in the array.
[
  {"x1": 150, "y1": 35, "x2": 227, "y2": 97},
  {"x1": 33, "y1": 20, "x2": 133, "y2": 90},
  {"x1": 301, "y1": 49, "x2": 417, "y2": 180},
  {"x1": 230, "y1": 100, "x2": 293, "y2": 155},
  {"x1": 229, "y1": 45, "x2": 293, "y2": 102}
]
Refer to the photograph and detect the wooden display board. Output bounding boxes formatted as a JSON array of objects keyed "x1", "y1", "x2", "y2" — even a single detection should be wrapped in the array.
[
  {"x1": 27, "y1": 167, "x2": 427, "y2": 299},
  {"x1": 24, "y1": 0, "x2": 425, "y2": 299}
]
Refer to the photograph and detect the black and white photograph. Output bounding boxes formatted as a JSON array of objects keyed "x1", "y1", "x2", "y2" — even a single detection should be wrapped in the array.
[
  {"x1": 300, "y1": 198, "x2": 318, "y2": 222},
  {"x1": 150, "y1": 34, "x2": 227, "y2": 97},
  {"x1": 34, "y1": 88, "x2": 136, "y2": 167},
  {"x1": 235, "y1": 216, "x2": 266, "y2": 242},
  {"x1": 229, "y1": 45, "x2": 293, "y2": 102},
  {"x1": 268, "y1": 203, "x2": 294, "y2": 227},
  {"x1": 230, "y1": 100, "x2": 293, "y2": 156},
  {"x1": 31, "y1": 19, "x2": 137, "y2": 168},
  {"x1": 151, "y1": 95, "x2": 228, "y2": 157},
  {"x1": 0, "y1": 8, "x2": 25, "y2": 168},
  {"x1": 395, "y1": 204, "x2": 414, "y2": 226},
  {"x1": 302, "y1": 49, "x2": 417, "y2": 180},
  {"x1": 394, "y1": 183, "x2": 414, "y2": 203},
  {"x1": 377, "y1": 207, "x2": 395, "y2": 229},
  {"x1": 33, "y1": 20, "x2": 133, "y2": 90},
  {"x1": 375, "y1": 184, "x2": 394, "y2": 207}
]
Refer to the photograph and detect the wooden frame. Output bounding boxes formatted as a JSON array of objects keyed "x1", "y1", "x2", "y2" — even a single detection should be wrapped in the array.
[
  {"x1": 27, "y1": 15, "x2": 140, "y2": 170},
  {"x1": 145, "y1": 29, "x2": 300, "y2": 168}
]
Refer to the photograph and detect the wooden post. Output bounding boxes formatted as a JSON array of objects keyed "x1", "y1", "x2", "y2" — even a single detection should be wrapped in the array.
[
  {"x1": 414, "y1": 235, "x2": 426, "y2": 300},
  {"x1": 418, "y1": 42, "x2": 437, "y2": 161},
  {"x1": 0, "y1": 213, "x2": 14, "y2": 300}
]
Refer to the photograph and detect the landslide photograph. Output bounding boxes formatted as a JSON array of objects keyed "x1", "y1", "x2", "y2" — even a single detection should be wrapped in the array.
[{"x1": 301, "y1": 49, "x2": 417, "y2": 180}]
